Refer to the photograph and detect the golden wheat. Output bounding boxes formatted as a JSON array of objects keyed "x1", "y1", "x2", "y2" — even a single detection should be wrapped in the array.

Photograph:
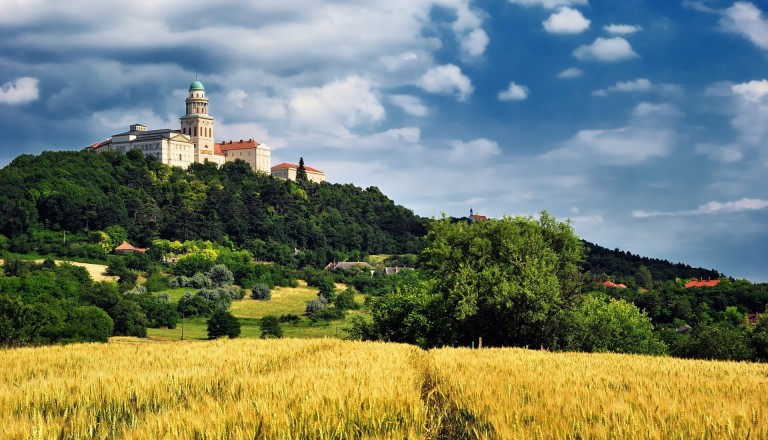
[{"x1": 1, "y1": 339, "x2": 766, "y2": 439}]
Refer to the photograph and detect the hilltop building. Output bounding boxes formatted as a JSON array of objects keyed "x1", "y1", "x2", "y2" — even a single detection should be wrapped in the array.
[
  {"x1": 271, "y1": 162, "x2": 326, "y2": 183},
  {"x1": 89, "y1": 77, "x2": 270, "y2": 173}
]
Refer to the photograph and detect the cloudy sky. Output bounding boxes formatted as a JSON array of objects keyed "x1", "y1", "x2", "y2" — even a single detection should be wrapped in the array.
[{"x1": 1, "y1": 0, "x2": 768, "y2": 281}]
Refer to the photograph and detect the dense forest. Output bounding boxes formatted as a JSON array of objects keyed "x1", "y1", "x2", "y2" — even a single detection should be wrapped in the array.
[{"x1": 0, "y1": 150, "x2": 427, "y2": 266}]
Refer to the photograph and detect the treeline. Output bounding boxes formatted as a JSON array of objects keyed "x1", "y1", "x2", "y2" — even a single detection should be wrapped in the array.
[
  {"x1": 0, "y1": 150, "x2": 427, "y2": 265},
  {"x1": 349, "y1": 214, "x2": 768, "y2": 362},
  {"x1": 582, "y1": 241, "x2": 721, "y2": 282}
]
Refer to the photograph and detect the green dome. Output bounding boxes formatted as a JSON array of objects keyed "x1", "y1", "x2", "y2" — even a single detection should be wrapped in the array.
[{"x1": 189, "y1": 77, "x2": 205, "y2": 91}]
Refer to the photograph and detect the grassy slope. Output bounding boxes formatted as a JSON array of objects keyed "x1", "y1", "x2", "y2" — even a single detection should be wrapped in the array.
[
  {"x1": 2, "y1": 338, "x2": 766, "y2": 439},
  {"x1": 148, "y1": 281, "x2": 368, "y2": 340}
]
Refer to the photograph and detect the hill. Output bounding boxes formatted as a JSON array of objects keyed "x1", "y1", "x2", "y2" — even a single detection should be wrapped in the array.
[
  {"x1": 1, "y1": 338, "x2": 766, "y2": 439},
  {"x1": 0, "y1": 150, "x2": 427, "y2": 265},
  {"x1": 582, "y1": 240, "x2": 722, "y2": 282}
]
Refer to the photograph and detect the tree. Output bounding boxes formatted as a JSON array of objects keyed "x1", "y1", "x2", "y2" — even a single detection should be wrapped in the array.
[
  {"x1": 110, "y1": 300, "x2": 148, "y2": 338},
  {"x1": 676, "y1": 323, "x2": 753, "y2": 361},
  {"x1": 419, "y1": 212, "x2": 585, "y2": 348},
  {"x1": 260, "y1": 315, "x2": 283, "y2": 338},
  {"x1": 348, "y1": 282, "x2": 451, "y2": 348},
  {"x1": 63, "y1": 306, "x2": 114, "y2": 343},
  {"x1": 561, "y1": 293, "x2": 667, "y2": 355},
  {"x1": 207, "y1": 310, "x2": 241, "y2": 339},
  {"x1": 296, "y1": 157, "x2": 308, "y2": 183}
]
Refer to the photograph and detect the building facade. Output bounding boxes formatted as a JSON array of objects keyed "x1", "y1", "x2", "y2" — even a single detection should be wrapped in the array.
[
  {"x1": 90, "y1": 78, "x2": 270, "y2": 172},
  {"x1": 271, "y1": 162, "x2": 326, "y2": 183}
]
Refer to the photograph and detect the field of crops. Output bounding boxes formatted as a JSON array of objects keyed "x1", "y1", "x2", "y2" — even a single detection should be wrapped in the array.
[{"x1": 1, "y1": 338, "x2": 766, "y2": 439}]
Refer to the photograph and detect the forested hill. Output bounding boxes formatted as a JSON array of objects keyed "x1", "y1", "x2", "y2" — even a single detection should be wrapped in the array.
[
  {"x1": 581, "y1": 240, "x2": 722, "y2": 282},
  {"x1": 0, "y1": 150, "x2": 427, "y2": 265}
]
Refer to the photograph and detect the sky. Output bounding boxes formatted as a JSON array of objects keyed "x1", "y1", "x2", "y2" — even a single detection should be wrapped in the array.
[{"x1": 1, "y1": 0, "x2": 767, "y2": 281}]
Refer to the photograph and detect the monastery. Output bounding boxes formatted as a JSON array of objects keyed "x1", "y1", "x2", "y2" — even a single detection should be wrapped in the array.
[{"x1": 88, "y1": 77, "x2": 325, "y2": 182}]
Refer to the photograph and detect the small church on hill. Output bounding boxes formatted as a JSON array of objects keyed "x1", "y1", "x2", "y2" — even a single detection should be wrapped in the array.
[{"x1": 89, "y1": 77, "x2": 293, "y2": 176}]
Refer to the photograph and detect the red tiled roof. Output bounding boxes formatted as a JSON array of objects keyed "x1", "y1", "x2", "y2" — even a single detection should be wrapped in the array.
[
  {"x1": 271, "y1": 162, "x2": 324, "y2": 173},
  {"x1": 601, "y1": 280, "x2": 627, "y2": 289},
  {"x1": 684, "y1": 279, "x2": 721, "y2": 288},
  {"x1": 85, "y1": 139, "x2": 111, "y2": 149},
  {"x1": 114, "y1": 241, "x2": 147, "y2": 253},
  {"x1": 471, "y1": 214, "x2": 488, "y2": 221},
  {"x1": 214, "y1": 139, "x2": 261, "y2": 153}
]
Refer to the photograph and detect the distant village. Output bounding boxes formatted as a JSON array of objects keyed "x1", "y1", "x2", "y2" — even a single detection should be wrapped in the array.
[{"x1": 87, "y1": 77, "x2": 326, "y2": 183}]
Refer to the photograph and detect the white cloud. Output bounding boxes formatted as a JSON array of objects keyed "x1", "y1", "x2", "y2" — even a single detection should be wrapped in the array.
[
  {"x1": 451, "y1": 4, "x2": 489, "y2": 58},
  {"x1": 289, "y1": 76, "x2": 385, "y2": 136},
  {"x1": 226, "y1": 89, "x2": 248, "y2": 108},
  {"x1": 604, "y1": 24, "x2": 642, "y2": 35},
  {"x1": 573, "y1": 37, "x2": 639, "y2": 62},
  {"x1": 730, "y1": 79, "x2": 768, "y2": 146},
  {"x1": 557, "y1": 67, "x2": 583, "y2": 78},
  {"x1": 0, "y1": 77, "x2": 40, "y2": 105},
  {"x1": 459, "y1": 28, "x2": 490, "y2": 57},
  {"x1": 543, "y1": 126, "x2": 672, "y2": 164},
  {"x1": 633, "y1": 198, "x2": 768, "y2": 218},
  {"x1": 448, "y1": 138, "x2": 501, "y2": 161},
  {"x1": 419, "y1": 64, "x2": 474, "y2": 101},
  {"x1": 632, "y1": 102, "x2": 683, "y2": 118},
  {"x1": 720, "y1": 2, "x2": 768, "y2": 50},
  {"x1": 695, "y1": 143, "x2": 744, "y2": 162},
  {"x1": 507, "y1": 0, "x2": 588, "y2": 9},
  {"x1": 543, "y1": 7, "x2": 590, "y2": 34},
  {"x1": 731, "y1": 79, "x2": 768, "y2": 102},
  {"x1": 390, "y1": 94, "x2": 429, "y2": 116},
  {"x1": 592, "y1": 78, "x2": 652, "y2": 96},
  {"x1": 498, "y1": 82, "x2": 530, "y2": 101}
]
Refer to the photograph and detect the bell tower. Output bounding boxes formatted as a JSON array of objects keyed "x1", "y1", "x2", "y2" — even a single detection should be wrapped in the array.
[{"x1": 180, "y1": 76, "x2": 216, "y2": 162}]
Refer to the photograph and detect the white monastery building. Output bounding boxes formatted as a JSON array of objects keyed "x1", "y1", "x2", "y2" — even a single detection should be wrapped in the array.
[{"x1": 89, "y1": 78, "x2": 273, "y2": 174}]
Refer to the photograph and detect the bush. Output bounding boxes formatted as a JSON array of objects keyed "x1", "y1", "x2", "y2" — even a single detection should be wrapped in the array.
[
  {"x1": 207, "y1": 310, "x2": 241, "y2": 339},
  {"x1": 279, "y1": 314, "x2": 301, "y2": 323},
  {"x1": 251, "y1": 284, "x2": 271, "y2": 301},
  {"x1": 143, "y1": 272, "x2": 169, "y2": 292},
  {"x1": 305, "y1": 296, "x2": 329, "y2": 314},
  {"x1": 62, "y1": 306, "x2": 114, "y2": 343},
  {"x1": 260, "y1": 315, "x2": 283, "y2": 338},
  {"x1": 308, "y1": 307, "x2": 345, "y2": 322},
  {"x1": 220, "y1": 285, "x2": 244, "y2": 300},
  {"x1": 207, "y1": 264, "x2": 234, "y2": 288}
]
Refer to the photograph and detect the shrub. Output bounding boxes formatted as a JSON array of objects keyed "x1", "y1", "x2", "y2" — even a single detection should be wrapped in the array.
[
  {"x1": 260, "y1": 315, "x2": 283, "y2": 338},
  {"x1": 143, "y1": 272, "x2": 169, "y2": 292},
  {"x1": 220, "y1": 286, "x2": 244, "y2": 300},
  {"x1": 334, "y1": 287, "x2": 358, "y2": 311},
  {"x1": 279, "y1": 314, "x2": 301, "y2": 323},
  {"x1": 207, "y1": 264, "x2": 234, "y2": 288},
  {"x1": 251, "y1": 284, "x2": 271, "y2": 301},
  {"x1": 207, "y1": 310, "x2": 241, "y2": 339},
  {"x1": 305, "y1": 296, "x2": 329, "y2": 314},
  {"x1": 308, "y1": 307, "x2": 345, "y2": 322}
]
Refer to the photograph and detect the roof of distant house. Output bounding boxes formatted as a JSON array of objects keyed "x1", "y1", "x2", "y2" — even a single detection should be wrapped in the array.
[
  {"x1": 86, "y1": 139, "x2": 112, "y2": 149},
  {"x1": 271, "y1": 162, "x2": 324, "y2": 173},
  {"x1": 114, "y1": 241, "x2": 147, "y2": 253},
  {"x1": 684, "y1": 279, "x2": 721, "y2": 288},
  {"x1": 601, "y1": 280, "x2": 627, "y2": 289},
  {"x1": 471, "y1": 214, "x2": 488, "y2": 221},
  {"x1": 214, "y1": 139, "x2": 262, "y2": 154}
]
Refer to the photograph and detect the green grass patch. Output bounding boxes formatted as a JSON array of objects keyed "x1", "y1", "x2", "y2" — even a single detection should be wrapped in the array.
[
  {"x1": 231, "y1": 282, "x2": 320, "y2": 319},
  {"x1": 147, "y1": 280, "x2": 370, "y2": 341}
]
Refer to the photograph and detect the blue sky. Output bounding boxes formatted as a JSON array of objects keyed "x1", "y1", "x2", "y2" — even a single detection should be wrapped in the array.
[{"x1": 1, "y1": 0, "x2": 767, "y2": 281}]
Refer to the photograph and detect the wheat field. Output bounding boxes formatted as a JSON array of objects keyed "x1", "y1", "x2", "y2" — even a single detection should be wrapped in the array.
[{"x1": 1, "y1": 338, "x2": 766, "y2": 439}]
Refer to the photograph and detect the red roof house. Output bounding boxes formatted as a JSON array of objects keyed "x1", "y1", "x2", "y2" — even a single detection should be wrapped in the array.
[
  {"x1": 114, "y1": 241, "x2": 147, "y2": 254},
  {"x1": 601, "y1": 280, "x2": 627, "y2": 289}
]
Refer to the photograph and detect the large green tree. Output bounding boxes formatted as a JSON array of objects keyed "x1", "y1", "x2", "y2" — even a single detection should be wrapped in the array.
[{"x1": 420, "y1": 212, "x2": 585, "y2": 348}]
